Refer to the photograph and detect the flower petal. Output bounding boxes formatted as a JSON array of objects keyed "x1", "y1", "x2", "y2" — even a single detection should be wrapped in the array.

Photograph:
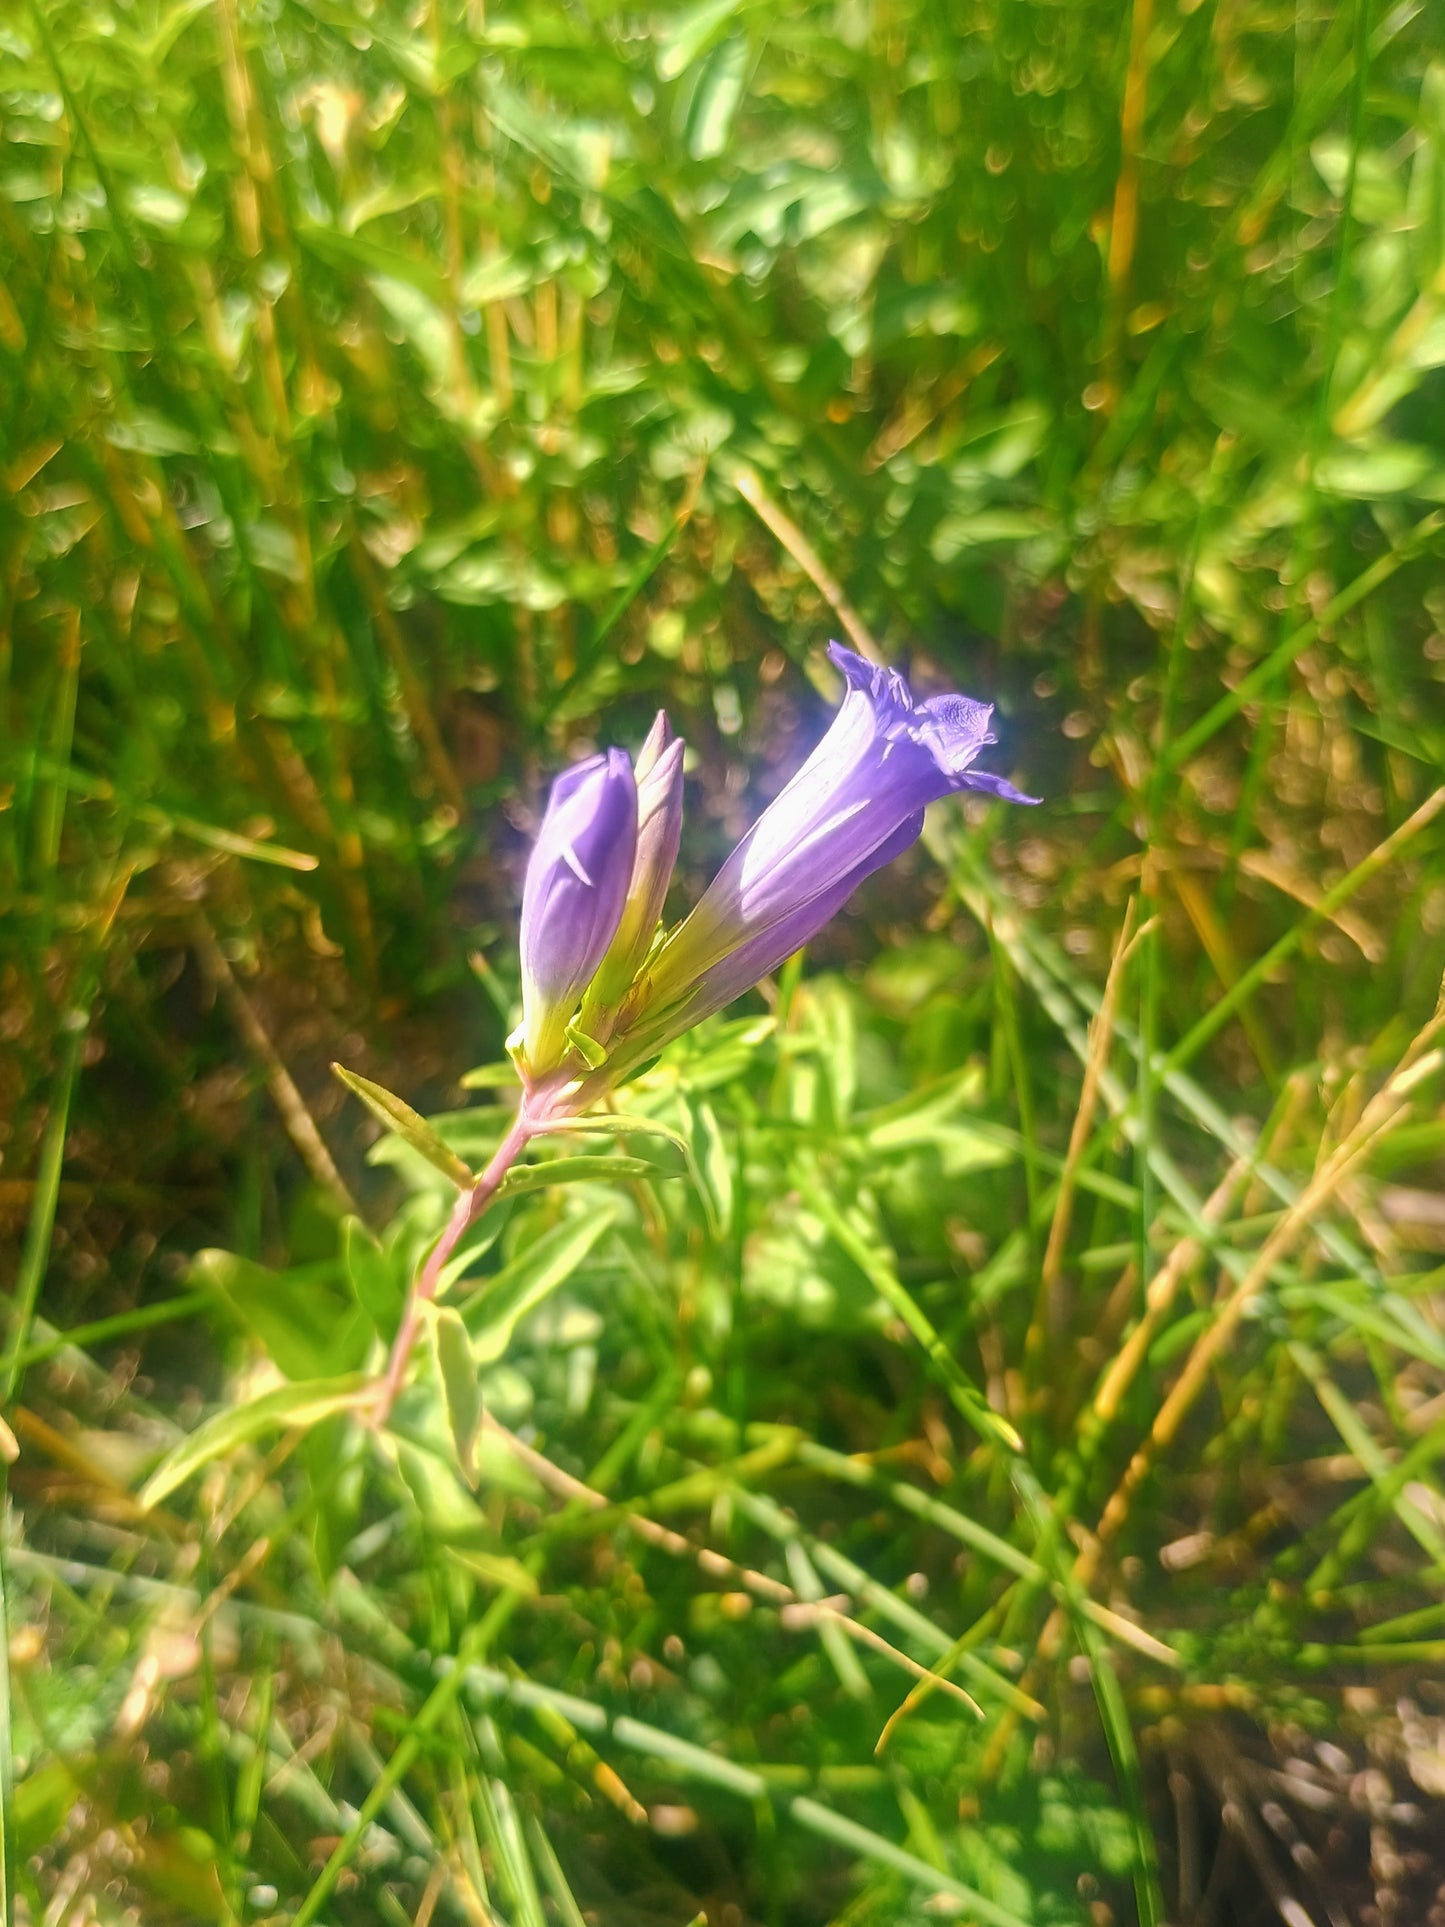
[
  {"x1": 578, "y1": 716, "x2": 686, "y2": 1037},
  {"x1": 519, "y1": 748, "x2": 638, "y2": 1075},
  {"x1": 605, "y1": 642, "x2": 1039, "y2": 1065}
]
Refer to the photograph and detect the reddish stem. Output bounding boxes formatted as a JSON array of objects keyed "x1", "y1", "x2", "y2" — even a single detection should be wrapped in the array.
[{"x1": 369, "y1": 1106, "x2": 538, "y2": 1426}]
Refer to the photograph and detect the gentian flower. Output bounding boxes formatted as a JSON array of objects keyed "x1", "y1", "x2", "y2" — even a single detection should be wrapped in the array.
[
  {"x1": 517, "y1": 748, "x2": 638, "y2": 1079},
  {"x1": 515, "y1": 644, "x2": 1035, "y2": 1095},
  {"x1": 370, "y1": 651, "x2": 1035, "y2": 1421},
  {"x1": 615, "y1": 642, "x2": 1038, "y2": 1055},
  {"x1": 578, "y1": 712, "x2": 685, "y2": 1044}
]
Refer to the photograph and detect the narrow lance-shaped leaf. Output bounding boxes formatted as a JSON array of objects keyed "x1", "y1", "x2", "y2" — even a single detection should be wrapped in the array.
[
  {"x1": 332, "y1": 1063, "x2": 474, "y2": 1189},
  {"x1": 498, "y1": 1154, "x2": 684, "y2": 1196},
  {"x1": 531, "y1": 1110, "x2": 717, "y2": 1231},
  {"x1": 431, "y1": 1305, "x2": 484, "y2": 1487},
  {"x1": 140, "y1": 1376, "x2": 370, "y2": 1510},
  {"x1": 343, "y1": 1215, "x2": 405, "y2": 1336},
  {"x1": 192, "y1": 1246, "x2": 371, "y2": 1380},
  {"x1": 535, "y1": 1111, "x2": 692, "y2": 1155},
  {"x1": 464, "y1": 1211, "x2": 616, "y2": 1365}
]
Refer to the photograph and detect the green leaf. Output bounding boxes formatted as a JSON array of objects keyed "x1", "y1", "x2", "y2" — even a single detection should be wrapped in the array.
[
  {"x1": 139, "y1": 1376, "x2": 369, "y2": 1509},
  {"x1": 689, "y1": 1099, "x2": 732, "y2": 1238},
  {"x1": 536, "y1": 1111, "x2": 691, "y2": 1155},
  {"x1": 930, "y1": 507, "x2": 1047, "y2": 561},
  {"x1": 192, "y1": 1248, "x2": 370, "y2": 1381},
  {"x1": 448, "y1": 1546, "x2": 539, "y2": 1595},
  {"x1": 460, "y1": 1061, "x2": 523, "y2": 1091},
  {"x1": 685, "y1": 35, "x2": 747, "y2": 160},
  {"x1": 1315, "y1": 441, "x2": 1436, "y2": 499},
  {"x1": 343, "y1": 1215, "x2": 404, "y2": 1338},
  {"x1": 652, "y1": 1014, "x2": 776, "y2": 1092},
  {"x1": 298, "y1": 220, "x2": 450, "y2": 301},
  {"x1": 498, "y1": 1154, "x2": 681, "y2": 1195},
  {"x1": 862, "y1": 1078, "x2": 1015, "y2": 1170},
  {"x1": 463, "y1": 1212, "x2": 616, "y2": 1366},
  {"x1": 14, "y1": 1759, "x2": 80, "y2": 1859},
  {"x1": 333, "y1": 1063, "x2": 475, "y2": 1190},
  {"x1": 139, "y1": 0, "x2": 212, "y2": 67},
  {"x1": 431, "y1": 1305, "x2": 484, "y2": 1487},
  {"x1": 104, "y1": 408, "x2": 198, "y2": 457},
  {"x1": 656, "y1": 0, "x2": 742, "y2": 79},
  {"x1": 805, "y1": 1188, "x2": 1023, "y2": 1454},
  {"x1": 564, "y1": 1022, "x2": 609, "y2": 1070},
  {"x1": 460, "y1": 251, "x2": 536, "y2": 306},
  {"x1": 539, "y1": 1109, "x2": 720, "y2": 1230}
]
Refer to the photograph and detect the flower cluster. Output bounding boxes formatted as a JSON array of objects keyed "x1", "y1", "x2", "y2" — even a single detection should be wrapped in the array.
[{"x1": 514, "y1": 643, "x2": 1038, "y2": 1098}]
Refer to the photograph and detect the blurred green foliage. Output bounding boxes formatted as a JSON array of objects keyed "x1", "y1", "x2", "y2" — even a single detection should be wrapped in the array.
[{"x1": 5, "y1": 0, "x2": 1445, "y2": 1919}]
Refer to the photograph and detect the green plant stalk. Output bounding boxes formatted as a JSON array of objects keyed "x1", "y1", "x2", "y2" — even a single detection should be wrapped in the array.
[
  {"x1": 1221, "y1": 0, "x2": 1374, "y2": 903},
  {"x1": 4, "y1": 1010, "x2": 87, "y2": 1406},
  {"x1": 1162, "y1": 510, "x2": 1442, "y2": 774},
  {"x1": 0, "y1": 1004, "x2": 87, "y2": 1927},
  {"x1": 0, "y1": 1291, "x2": 210, "y2": 1382},
  {"x1": 464, "y1": 1659, "x2": 1036, "y2": 1926},
  {"x1": 290, "y1": 1581, "x2": 532, "y2": 1927},
  {"x1": 372, "y1": 1105, "x2": 538, "y2": 1422}
]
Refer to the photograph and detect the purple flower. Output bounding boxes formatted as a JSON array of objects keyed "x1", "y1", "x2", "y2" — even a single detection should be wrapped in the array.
[
  {"x1": 655, "y1": 809, "x2": 926, "y2": 1033},
  {"x1": 620, "y1": 643, "x2": 1037, "y2": 1050},
  {"x1": 578, "y1": 712, "x2": 686, "y2": 1040},
  {"x1": 517, "y1": 748, "x2": 637, "y2": 1078}
]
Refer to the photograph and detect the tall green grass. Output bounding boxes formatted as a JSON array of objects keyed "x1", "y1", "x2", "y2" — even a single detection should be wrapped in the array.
[{"x1": 4, "y1": 0, "x2": 1445, "y2": 1919}]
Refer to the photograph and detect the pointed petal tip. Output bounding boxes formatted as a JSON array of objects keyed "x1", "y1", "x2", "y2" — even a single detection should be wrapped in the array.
[
  {"x1": 825, "y1": 639, "x2": 877, "y2": 687},
  {"x1": 635, "y1": 710, "x2": 679, "y2": 782},
  {"x1": 958, "y1": 770, "x2": 1042, "y2": 806}
]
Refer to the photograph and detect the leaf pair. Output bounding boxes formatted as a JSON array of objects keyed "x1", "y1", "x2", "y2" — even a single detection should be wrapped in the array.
[{"x1": 333, "y1": 1062, "x2": 695, "y2": 1199}]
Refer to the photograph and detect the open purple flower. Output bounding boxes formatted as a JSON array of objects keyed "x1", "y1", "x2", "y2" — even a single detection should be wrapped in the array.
[
  {"x1": 624, "y1": 642, "x2": 1037, "y2": 1044},
  {"x1": 517, "y1": 748, "x2": 638, "y2": 1078}
]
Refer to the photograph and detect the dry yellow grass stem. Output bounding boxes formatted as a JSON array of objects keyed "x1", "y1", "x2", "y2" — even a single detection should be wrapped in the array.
[
  {"x1": 1090, "y1": 1152, "x2": 1254, "y2": 1429},
  {"x1": 192, "y1": 916, "x2": 359, "y2": 1218},
  {"x1": 725, "y1": 461, "x2": 881, "y2": 665},
  {"x1": 1096, "y1": 982, "x2": 1445, "y2": 1548},
  {"x1": 1027, "y1": 896, "x2": 1148, "y2": 1369},
  {"x1": 1238, "y1": 848, "x2": 1385, "y2": 962},
  {"x1": 991, "y1": 1000, "x2": 1444, "y2": 1769}
]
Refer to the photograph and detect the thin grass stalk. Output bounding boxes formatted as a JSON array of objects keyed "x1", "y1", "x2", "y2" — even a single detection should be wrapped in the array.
[
  {"x1": 192, "y1": 917, "x2": 358, "y2": 1218},
  {"x1": 1026, "y1": 896, "x2": 1144, "y2": 1374},
  {"x1": 1097, "y1": 986, "x2": 1445, "y2": 1547}
]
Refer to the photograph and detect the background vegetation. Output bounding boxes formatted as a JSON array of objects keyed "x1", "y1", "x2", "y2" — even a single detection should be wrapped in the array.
[{"x1": 4, "y1": 0, "x2": 1445, "y2": 1920}]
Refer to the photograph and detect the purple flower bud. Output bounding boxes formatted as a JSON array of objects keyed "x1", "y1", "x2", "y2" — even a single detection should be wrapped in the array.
[
  {"x1": 579, "y1": 712, "x2": 685, "y2": 1039},
  {"x1": 620, "y1": 643, "x2": 1037, "y2": 1052},
  {"x1": 518, "y1": 748, "x2": 637, "y2": 1078}
]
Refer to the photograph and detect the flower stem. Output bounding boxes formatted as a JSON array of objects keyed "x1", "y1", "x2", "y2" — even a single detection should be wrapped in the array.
[{"x1": 370, "y1": 1107, "x2": 537, "y2": 1426}]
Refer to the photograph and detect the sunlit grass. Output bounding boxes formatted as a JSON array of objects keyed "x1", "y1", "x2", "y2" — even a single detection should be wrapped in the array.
[{"x1": 4, "y1": 0, "x2": 1445, "y2": 1921}]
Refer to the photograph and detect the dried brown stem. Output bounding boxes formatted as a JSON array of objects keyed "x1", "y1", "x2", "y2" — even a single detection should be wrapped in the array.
[
  {"x1": 192, "y1": 917, "x2": 358, "y2": 1218},
  {"x1": 726, "y1": 461, "x2": 881, "y2": 664},
  {"x1": 1026, "y1": 896, "x2": 1147, "y2": 1368}
]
